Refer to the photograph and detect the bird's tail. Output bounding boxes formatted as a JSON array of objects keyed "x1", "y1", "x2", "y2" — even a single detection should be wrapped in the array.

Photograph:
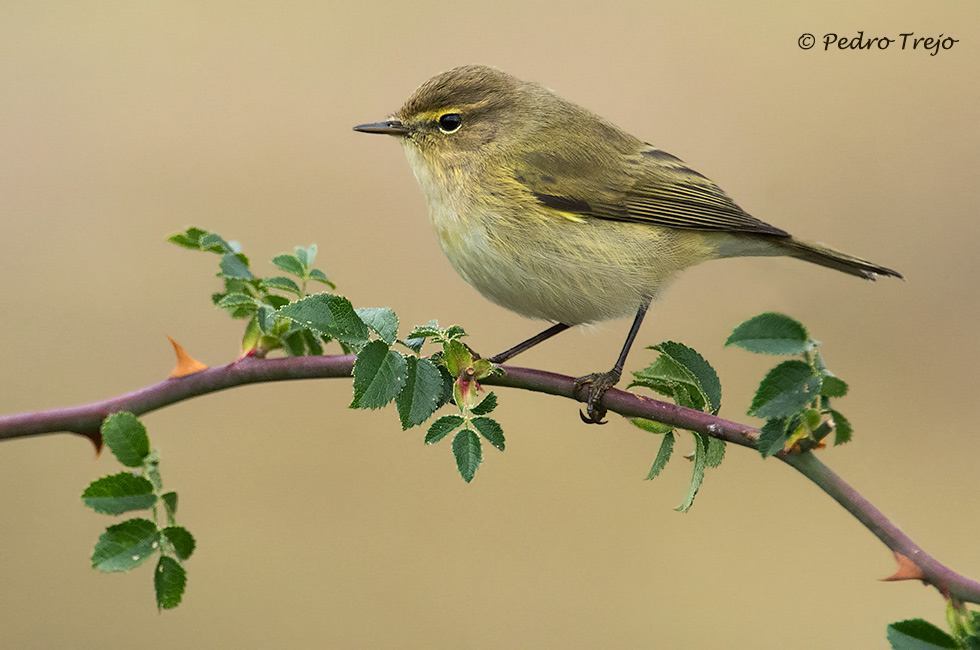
[{"x1": 781, "y1": 239, "x2": 902, "y2": 280}]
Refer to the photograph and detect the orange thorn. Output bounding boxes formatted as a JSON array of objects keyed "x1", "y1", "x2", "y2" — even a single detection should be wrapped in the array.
[
  {"x1": 880, "y1": 551, "x2": 927, "y2": 583},
  {"x1": 167, "y1": 336, "x2": 208, "y2": 378}
]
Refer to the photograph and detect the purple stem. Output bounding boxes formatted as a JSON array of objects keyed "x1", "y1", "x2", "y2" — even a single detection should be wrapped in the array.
[
  {"x1": 0, "y1": 355, "x2": 354, "y2": 438},
  {"x1": 1, "y1": 354, "x2": 977, "y2": 603}
]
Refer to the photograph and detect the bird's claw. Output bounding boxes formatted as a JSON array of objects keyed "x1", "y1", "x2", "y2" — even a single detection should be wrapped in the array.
[
  {"x1": 574, "y1": 370, "x2": 621, "y2": 425},
  {"x1": 578, "y1": 407, "x2": 607, "y2": 425}
]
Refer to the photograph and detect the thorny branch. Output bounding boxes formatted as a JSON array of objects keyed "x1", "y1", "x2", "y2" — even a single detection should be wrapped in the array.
[{"x1": 1, "y1": 354, "x2": 977, "y2": 604}]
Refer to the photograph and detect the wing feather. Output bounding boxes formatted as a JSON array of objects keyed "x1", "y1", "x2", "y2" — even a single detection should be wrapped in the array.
[{"x1": 516, "y1": 145, "x2": 790, "y2": 239}]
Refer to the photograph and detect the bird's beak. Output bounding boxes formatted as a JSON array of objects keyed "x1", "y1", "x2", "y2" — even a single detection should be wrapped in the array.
[{"x1": 353, "y1": 120, "x2": 410, "y2": 136}]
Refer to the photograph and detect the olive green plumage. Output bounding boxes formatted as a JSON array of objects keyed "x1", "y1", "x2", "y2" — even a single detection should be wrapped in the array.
[
  {"x1": 355, "y1": 65, "x2": 900, "y2": 421},
  {"x1": 357, "y1": 65, "x2": 899, "y2": 326}
]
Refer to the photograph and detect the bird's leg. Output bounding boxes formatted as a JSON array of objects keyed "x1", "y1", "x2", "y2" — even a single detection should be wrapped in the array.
[
  {"x1": 488, "y1": 323, "x2": 571, "y2": 364},
  {"x1": 575, "y1": 298, "x2": 651, "y2": 425}
]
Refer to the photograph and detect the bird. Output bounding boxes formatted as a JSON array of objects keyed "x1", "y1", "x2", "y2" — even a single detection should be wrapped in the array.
[{"x1": 354, "y1": 65, "x2": 901, "y2": 423}]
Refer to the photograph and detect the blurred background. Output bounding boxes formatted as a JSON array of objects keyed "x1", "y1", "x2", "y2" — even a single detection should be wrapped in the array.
[{"x1": 1, "y1": 2, "x2": 977, "y2": 648}]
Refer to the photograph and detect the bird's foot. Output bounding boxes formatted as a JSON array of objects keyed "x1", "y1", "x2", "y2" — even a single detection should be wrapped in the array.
[{"x1": 574, "y1": 369, "x2": 622, "y2": 425}]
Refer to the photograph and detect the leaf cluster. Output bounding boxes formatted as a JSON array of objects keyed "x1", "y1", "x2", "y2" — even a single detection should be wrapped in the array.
[
  {"x1": 171, "y1": 227, "x2": 506, "y2": 482},
  {"x1": 422, "y1": 337, "x2": 503, "y2": 483},
  {"x1": 81, "y1": 412, "x2": 193, "y2": 610},
  {"x1": 629, "y1": 341, "x2": 726, "y2": 512},
  {"x1": 281, "y1": 301, "x2": 504, "y2": 482},
  {"x1": 726, "y1": 313, "x2": 854, "y2": 458},
  {"x1": 169, "y1": 227, "x2": 336, "y2": 356}
]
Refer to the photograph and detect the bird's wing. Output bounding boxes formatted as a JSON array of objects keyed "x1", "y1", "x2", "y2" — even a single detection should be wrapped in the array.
[{"x1": 515, "y1": 145, "x2": 790, "y2": 238}]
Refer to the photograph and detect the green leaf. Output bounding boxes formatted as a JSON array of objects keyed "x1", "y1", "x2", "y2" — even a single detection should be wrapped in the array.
[
  {"x1": 301, "y1": 328, "x2": 324, "y2": 355},
  {"x1": 81, "y1": 473, "x2": 156, "y2": 515},
  {"x1": 705, "y1": 438, "x2": 726, "y2": 468},
  {"x1": 229, "y1": 305, "x2": 255, "y2": 320},
  {"x1": 472, "y1": 417, "x2": 505, "y2": 451},
  {"x1": 283, "y1": 330, "x2": 307, "y2": 356},
  {"x1": 829, "y1": 409, "x2": 853, "y2": 445},
  {"x1": 161, "y1": 492, "x2": 178, "y2": 524},
  {"x1": 217, "y1": 293, "x2": 257, "y2": 308},
  {"x1": 452, "y1": 429, "x2": 482, "y2": 483},
  {"x1": 91, "y1": 518, "x2": 160, "y2": 572},
  {"x1": 442, "y1": 339, "x2": 472, "y2": 376},
  {"x1": 654, "y1": 342, "x2": 722, "y2": 413},
  {"x1": 646, "y1": 431, "x2": 674, "y2": 480},
  {"x1": 356, "y1": 307, "x2": 399, "y2": 345},
  {"x1": 272, "y1": 254, "x2": 305, "y2": 277},
  {"x1": 471, "y1": 358, "x2": 497, "y2": 380},
  {"x1": 966, "y1": 612, "x2": 980, "y2": 650},
  {"x1": 351, "y1": 341, "x2": 407, "y2": 409},
  {"x1": 803, "y1": 408, "x2": 822, "y2": 430},
  {"x1": 471, "y1": 392, "x2": 498, "y2": 416},
  {"x1": 264, "y1": 295, "x2": 291, "y2": 310},
  {"x1": 167, "y1": 227, "x2": 210, "y2": 250},
  {"x1": 820, "y1": 375, "x2": 849, "y2": 398},
  {"x1": 154, "y1": 556, "x2": 187, "y2": 610},
  {"x1": 278, "y1": 294, "x2": 370, "y2": 345},
  {"x1": 162, "y1": 526, "x2": 196, "y2": 560},
  {"x1": 944, "y1": 601, "x2": 980, "y2": 644},
  {"x1": 631, "y1": 352, "x2": 706, "y2": 412},
  {"x1": 436, "y1": 364, "x2": 455, "y2": 409},
  {"x1": 219, "y1": 252, "x2": 253, "y2": 280},
  {"x1": 426, "y1": 415, "x2": 464, "y2": 444},
  {"x1": 168, "y1": 227, "x2": 231, "y2": 253},
  {"x1": 444, "y1": 325, "x2": 467, "y2": 340},
  {"x1": 101, "y1": 412, "x2": 150, "y2": 468},
  {"x1": 294, "y1": 244, "x2": 316, "y2": 269},
  {"x1": 308, "y1": 268, "x2": 335, "y2": 288},
  {"x1": 261, "y1": 276, "x2": 303, "y2": 295},
  {"x1": 201, "y1": 233, "x2": 235, "y2": 253},
  {"x1": 257, "y1": 306, "x2": 278, "y2": 333},
  {"x1": 726, "y1": 312, "x2": 814, "y2": 355},
  {"x1": 887, "y1": 619, "x2": 957, "y2": 650},
  {"x1": 396, "y1": 356, "x2": 444, "y2": 429},
  {"x1": 749, "y1": 360, "x2": 820, "y2": 419},
  {"x1": 757, "y1": 418, "x2": 790, "y2": 458},
  {"x1": 242, "y1": 315, "x2": 262, "y2": 352},
  {"x1": 676, "y1": 434, "x2": 707, "y2": 512},
  {"x1": 402, "y1": 337, "x2": 426, "y2": 354},
  {"x1": 406, "y1": 321, "x2": 442, "y2": 341},
  {"x1": 631, "y1": 418, "x2": 675, "y2": 434}
]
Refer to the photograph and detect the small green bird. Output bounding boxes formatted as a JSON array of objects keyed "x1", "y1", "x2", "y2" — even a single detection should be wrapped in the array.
[{"x1": 355, "y1": 65, "x2": 900, "y2": 423}]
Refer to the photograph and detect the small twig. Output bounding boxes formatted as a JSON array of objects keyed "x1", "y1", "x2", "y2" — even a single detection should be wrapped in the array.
[{"x1": 1, "y1": 354, "x2": 977, "y2": 604}]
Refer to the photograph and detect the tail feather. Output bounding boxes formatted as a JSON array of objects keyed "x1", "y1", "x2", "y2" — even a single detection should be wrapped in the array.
[{"x1": 782, "y1": 239, "x2": 902, "y2": 280}]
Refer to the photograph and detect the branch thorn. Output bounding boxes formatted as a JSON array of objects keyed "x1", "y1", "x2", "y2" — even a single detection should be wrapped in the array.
[
  {"x1": 880, "y1": 551, "x2": 927, "y2": 583},
  {"x1": 167, "y1": 336, "x2": 208, "y2": 378}
]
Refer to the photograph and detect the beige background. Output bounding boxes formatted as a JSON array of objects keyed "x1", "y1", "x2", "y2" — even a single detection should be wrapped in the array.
[{"x1": 1, "y1": 2, "x2": 977, "y2": 648}]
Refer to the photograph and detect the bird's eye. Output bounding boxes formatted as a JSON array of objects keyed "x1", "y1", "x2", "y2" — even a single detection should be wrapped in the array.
[{"x1": 437, "y1": 113, "x2": 462, "y2": 133}]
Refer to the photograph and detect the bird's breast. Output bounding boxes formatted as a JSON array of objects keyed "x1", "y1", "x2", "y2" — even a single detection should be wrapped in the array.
[{"x1": 400, "y1": 145, "x2": 720, "y2": 325}]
